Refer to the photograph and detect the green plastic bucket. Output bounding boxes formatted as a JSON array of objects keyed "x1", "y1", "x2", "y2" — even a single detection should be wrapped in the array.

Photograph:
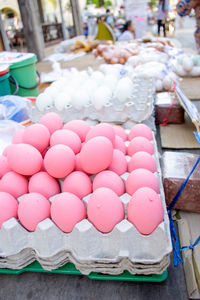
[
  {"x1": 0, "y1": 65, "x2": 11, "y2": 96},
  {"x1": 0, "y1": 52, "x2": 39, "y2": 97}
]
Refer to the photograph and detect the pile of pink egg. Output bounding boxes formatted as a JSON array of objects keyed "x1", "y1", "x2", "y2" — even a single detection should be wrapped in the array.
[{"x1": 0, "y1": 114, "x2": 164, "y2": 235}]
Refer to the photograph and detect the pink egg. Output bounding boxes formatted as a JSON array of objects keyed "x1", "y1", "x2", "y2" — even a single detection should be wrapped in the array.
[
  {"x1": 23, "y1": 124, "x2": 50, "y2": 153},
  {"x1": 7, "y1": 144, "x2": 43, "y2": 176},
  {"x1": 44, "y1": 145, "x2": 75, "y2": 178},
  {"x1": 18, "y1": 193, "x2": 50, "y2": 232},
  {"x1": 86, "y1": 123, "x2": 115, "y2": 146},
  {"x1": 0, "y1": 171, "x2": 28, "y2": 198},
  {"x1": 88, "y1": 187, "x2": 124, "y2": 233},
  {"x1": 75, "y1": 153, "x2": 85, "y2": 172},
  {"x1": 93, "y1": 170, "x2": 125, "y2": 196},
  {"x1": 128, "y1": 124, "x2": 153, "y2": 141},
  {"x1": 127, "y1": 137, "x2": 154, "y2": 156},
  {"x1": 128, "y1": 187, "x2": 164, "y2": 235},
  {"x1": 39, "y1": 112, "x2": 63, "y2": 135},
  {"x1": 113, "y1": 126, "x2": 127, "y2": 141},
  {"x1": 80, "y1": 137, "x2": 113, "y2": 174},
  {"x1": 0, "y1": 155, "x2": 11, "y2": 178},
  {"x1": 51, "y1": 192, "x2": 86, "y2": 233},
  {"x1": 2, "y1": 144, "x2": 13, "y2": 157},
  {"x1": 29, "y1": 172, "x2": 60, "y2": 199},
  {"x1": 50, "y1": 129, "x2": 81, "y2": 154},
  {"x1": 12, "y1": 129, "x2": 25, "y2": 144},
  {"x1": 126, "y1": 169, "x2": 160, "y2": 196},
  {"x1": 62, "y1": 171, "x2": 92, "y2": 199},
  {"x1": 114, "y1": 136, "x2": 126, "y2": 154},
  {"x1": 63, "y1": 120, "x2": 91, "y2": 142},
  {"x1": 128, "y1": 152, "x2": 157, "y2": 173},
  {"x1": 108, "y1": 149, "x2": 127, "y2": 175},
  {"x1": 0, "y1": 192, "x2": 18, "y2": 228}
]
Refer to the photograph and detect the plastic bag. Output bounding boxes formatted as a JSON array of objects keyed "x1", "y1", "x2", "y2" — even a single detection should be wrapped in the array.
[
  {"x1": 0, "y1": 120, "x2": 24, "y2": 154},
  {"x1": 0, "y1": 95, "x2": 31, "y2": 122}
]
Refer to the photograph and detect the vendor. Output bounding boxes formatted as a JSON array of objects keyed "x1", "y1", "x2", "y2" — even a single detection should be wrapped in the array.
[
  {"x1": 118, "y1": 20, "x2": 136, "y2": 42},
  {"x1": 176, "y1": 0, "x2": 200, "y2": 53}
]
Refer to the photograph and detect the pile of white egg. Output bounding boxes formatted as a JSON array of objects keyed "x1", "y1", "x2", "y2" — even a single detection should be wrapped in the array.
[
  {"x1": 172, "y1": 54, "x2": 200, "y2": 77},
  {"x1": 36, "y1": 65, "x2": 136, "y2": 112},
  {"x1": 131, "y1": 61, "x2": 177, "y2": 92},
  {"x1": 126, "y1": 49, "x2": 178, "y2": 92},
  {"x1": 127, "y1": 49, "x2": 168, "y2": 67}
]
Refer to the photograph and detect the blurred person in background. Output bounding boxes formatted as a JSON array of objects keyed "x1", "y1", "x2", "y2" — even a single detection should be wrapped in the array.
[
  {"x1": 83, "y1": 22, "x2": 88, "y2": 38},
  {"x1": 157, "y1": 0, "x2": 169, "y2": 37},
  {"x1": 118, "y1": 20, "x2": 136, "y2": 41},
  {"x1": 176, "y1": 0, "x2": 200, "y2": 53},
  {"x1": 106, "y1": 8, "x2": 115, "y2": 29}
]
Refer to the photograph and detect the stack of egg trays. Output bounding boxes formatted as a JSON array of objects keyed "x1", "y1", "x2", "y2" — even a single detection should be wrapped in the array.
[
  {"x1": 0, "y1": 133, "x2": 172, "y2": 275},
  {"x1": 30, "y1": 92, "x2": 155, "y2": 125}
]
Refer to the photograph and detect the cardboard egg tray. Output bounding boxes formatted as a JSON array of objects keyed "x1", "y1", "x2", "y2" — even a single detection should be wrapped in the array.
[{"x1": 0, "y1": 134, "x2": 172, "y2": 275}]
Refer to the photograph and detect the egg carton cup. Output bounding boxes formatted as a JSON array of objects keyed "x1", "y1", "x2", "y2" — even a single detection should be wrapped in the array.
[
  {"x1": 30, "y1": 93, "x2": 155, "y2": 125},
  {"x1": 0, "y1": 134, "x2": 172, "y2": 275}
]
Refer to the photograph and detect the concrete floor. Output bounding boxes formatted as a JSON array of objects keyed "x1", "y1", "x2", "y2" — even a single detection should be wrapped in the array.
[
  {"x1": 0, "y1": 261, "x2": 188, "y2": 300},
  {"x1": 0, "y1": 14, "x2": 199, "y2": 300}
]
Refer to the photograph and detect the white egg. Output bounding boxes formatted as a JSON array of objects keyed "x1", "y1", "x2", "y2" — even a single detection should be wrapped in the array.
[
  {"x1": 176, "y1": 64, "x2": 186, "y2": 77},
  {"x1": 54, "y1": 93, "x2": 71, "y2": 111},
  {"x1": 103, "y1": 65, "x2": 121, "y2": 79},
  {"x1": 71, "y1": 89, "x2": 90, "y2": 110},
  {"x1": 80, "y1": 70, "x2": 89, "y2": 81},
  {"x1": 51, "y1": 77, "x2": 68, "y2": 89},
  {"x1": 87, "y1": 67, "x2": 93, "y2": 75},
  {"x1": 177, "y1": 54, "x2": 185, "y2": 65},
  {"x1": 127, "y1": 56, "x2": 140, "y2": 67},
  {"x1": 103, "y1": 74, "x2": 118, "y2": 91},
  {"x1": 90, "y1": 71, "x2": 104, "y2": 84},
  {"x1": 69, "y1": 79, "x2": 79, "y2": 89},
  {"x1": 168, "y1": 71, "x2": 177, "y2": 82},
  {"x1": 120, "y1": 77, "x2": 133, "y2": 87},
  {"x1": 115, "y1": 78, "x2": 133, "y2": 103},
  {"x1": 163, "y1": 76, "x2": 173, "y2": 91},
  {"x1": 36, "y1": 93, "x2": 50, "y2": 111},
  {"x1": 155, "y1": 79, "x2": 163, "y2": 92},
  {"x1": 92, "y1": 86, "x2": 112, "y2": 110},
  {"x1": 44, "y1": 86, "x2": 58, "y2": 97},
  {"x1": 192, "y1": 55, "x2": 200, "y2": 66},
  {"x1": 84, "y1": 79, "x2": 98, "y2": 97},
  {"x1": 190, "y1": 66, "x2": 200, "y2": 77},
  {"x1": 182, "y1": 57, "x2": 193, "y2": 72}
]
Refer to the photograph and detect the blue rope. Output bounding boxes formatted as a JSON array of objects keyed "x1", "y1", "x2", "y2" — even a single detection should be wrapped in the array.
[
  {"x1": 168, "y1": 209, "x2": 183, "y2": 266},
  {"x1": 181, "y1": 236, "x2": 200, "y2": 252},
  {"x1": 194, "y1": 131, "x2": 200, "y2": 146},
  {"x1": 167, "y1": 145, "x2": 200, "y2": 266}
]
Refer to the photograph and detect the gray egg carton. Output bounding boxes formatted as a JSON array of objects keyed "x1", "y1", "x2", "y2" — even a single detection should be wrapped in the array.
[
  {"x1": 30, "y1": 93, "x2": 155, "y2": 125},
  {"x1": 0, "y1": 134, "x2": 172, "y2": 275}
]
